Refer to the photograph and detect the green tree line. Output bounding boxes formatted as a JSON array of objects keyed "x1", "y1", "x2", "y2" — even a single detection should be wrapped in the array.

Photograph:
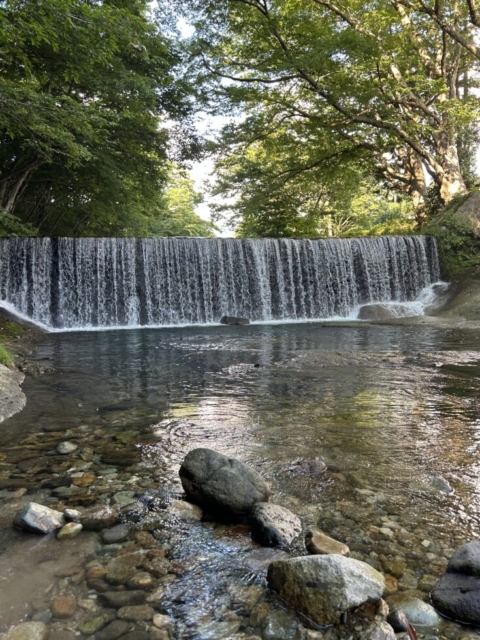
[
  {"x1": 0, "y1": 0, "x2": 215, "y2": 237},
  {"x1": 165, "y1": 0, "x2": 480, "y2": 237}
]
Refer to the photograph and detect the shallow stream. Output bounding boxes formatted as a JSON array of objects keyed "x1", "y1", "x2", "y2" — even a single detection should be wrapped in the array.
[{"x1": 1, "y1": 323, "x2": 480, "y2": 639}]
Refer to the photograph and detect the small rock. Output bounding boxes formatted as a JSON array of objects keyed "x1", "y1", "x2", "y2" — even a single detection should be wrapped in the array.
[
  {"x1": 51, "y1": 594, "x2": 77, "y2": 619},
  {"x1": 117, "y1": 604, "x2": 155, "y2": 622},
  {"x1": 13, "y1": 502, "x2": 65, "y2": 534},
  {"x1": 72, "y1": 472, "x2": 96, "y2": 487},
  {"x1": 57, "y1": 522, "x2": 83, "y2": 540},
  {"x1": 390, "y1": 598, "x2": 443, "y2": 628},
  {"x1": 112, "y1": 490, "x2": 136, "y2": 506},
  {"x1": 101, "y1": 523, "x2": 132, "y2": 544},
  {"x1": 305, "y1": 529, "x2": 350, "y2": 556},
  {"x1": 99, "y1": 591, "x2": 147, "y2": 608},
  {"x1": 57, "y1": 441, "x2": 78, "y2": 454},
  {"x1": 153, "y1": 613, "x2": 173, "y2": 629},
  {"x1": 63, "y1": 508, "x2": 81, "y2": 522},
  {"x1": 95, "y1": 620, "x2": 132, "y2": 640},
  {"x1": 430, "y1": 476, "x2": 453, "y2": 493},
  {"x1": 127, "y1": 571, "x2": 156, "y2": 590},
  {"x1": 80, "y1": 505, "x2": 120, "y2": 531},
  {"x1": 79, "y1": 613, "x2": 111, "y2": 635},
  {"x1": 2, "y1": 623, "x2": 48, "y2": 640},
  {"x1": 251, "y1": 503, "x2": 302, "y2": 548},
  {"x1": 169, "y1": 499, "x2": 203, "y2": 521}
]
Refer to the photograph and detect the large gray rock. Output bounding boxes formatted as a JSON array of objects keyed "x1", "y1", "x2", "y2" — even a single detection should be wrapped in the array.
[
  {"x1": 179, "y1": 448, "x2": 270, "y2": 521},
  {"x1": 13, "y1": 502, "x2": 65, "y2": 534},
  {"x1": 431, "y1": 541, "x2": 480, "y2": 624},
  {"x1": 267, "y1": 554, "x2": 385, "y2": 626},
  {"x1": 251, "y1": 503, "x2": 302, "y2": 548},
  {"x1": 446, "y1": 540, "x2": 480, "y2": 575}
]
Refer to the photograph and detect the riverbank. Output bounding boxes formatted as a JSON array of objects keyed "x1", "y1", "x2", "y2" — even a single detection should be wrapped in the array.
[{"x1": 0, "y1": 310, "x2": 44, "y2": 424}]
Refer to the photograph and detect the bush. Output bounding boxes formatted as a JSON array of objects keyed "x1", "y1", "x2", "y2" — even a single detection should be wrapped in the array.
[{"x1": 422, "y1": 196, "x2": 480, "y2": 277}]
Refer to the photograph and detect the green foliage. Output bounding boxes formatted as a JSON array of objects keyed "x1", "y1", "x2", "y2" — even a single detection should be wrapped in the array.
[
  {"x1": 169, "y1": 0, "x2": 480, "y2": 225},
  {"x1": 0, "y1": 0, "x2": 198, "y2": 236},
  {"x1": 422, "y1": 198, "x2": 480, "y2": 276},
  {"x1": 0, "y1": 343, "x2": 14, "y2": 368},
  {"x1": 0, "y1": 210, "x2": 38, "y2": 237}
]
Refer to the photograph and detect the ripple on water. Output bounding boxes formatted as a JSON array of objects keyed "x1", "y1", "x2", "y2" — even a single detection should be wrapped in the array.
[{"x1": 0, "y1": 323, "x2": 479, "y2": 638}]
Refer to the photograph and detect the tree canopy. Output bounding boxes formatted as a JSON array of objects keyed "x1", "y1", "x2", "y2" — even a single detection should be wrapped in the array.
[
  {"x1": 168, "y1": 0, "x2": 480, "y2": 236},
  {"x1": 0, "y1": 0, "x2": 211, "y2": 236}
]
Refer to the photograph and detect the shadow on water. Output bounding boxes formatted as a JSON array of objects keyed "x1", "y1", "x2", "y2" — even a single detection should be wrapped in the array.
[{"x1": 0, "y1": 322, "x2": 480, "y2": 637}]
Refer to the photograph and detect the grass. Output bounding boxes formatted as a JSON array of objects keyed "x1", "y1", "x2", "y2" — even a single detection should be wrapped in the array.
[{"x1": 0, "y1": 343, "x2": 14, "y2": 368}]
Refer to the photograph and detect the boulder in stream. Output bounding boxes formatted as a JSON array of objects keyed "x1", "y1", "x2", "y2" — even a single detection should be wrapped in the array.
[
  {"x1": 179, "y1": 448, "x2": 270, "y2": 521},
  {"x1": 267, "y1": 554, "x2": 385, "y2": 626},
  {"x1": 13, "y1": 502, "x2": 65, "y2": 534},
  {"x1": 431, "y1": 540, "x2": 480, "y2": 624},
  {"x1": 219, "y1": 316, "x2": 249, "y2": 325},
  {"x1": 251, "y1": 502, "x2": 301, "y2": 548}
]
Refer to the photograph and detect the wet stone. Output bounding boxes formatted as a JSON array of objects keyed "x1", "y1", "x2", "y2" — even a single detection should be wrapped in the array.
[
  {"x1": 116, "y1": 604, "x2": 155, "y2": 622},
  {"x1": 13, "y1": 502, "x2": 65, "y2": 534},
  {"x1": 120, "y1": 631, "x2": 151, "y2": 640},
  {"x1": 105, "y1": 564, "x2": 136, "y2": 585},
  {"x1": 153, "y1": 613, "x2": 173, "y2": 629},
  {"x1": 50, "y1": 594, "x2": 77, "y2": 619},
  {"x1": 127, "y1": 571, "x2": 156, "y2": 590},
  {"x1": 95, "y1": 620, "x2": 133, "y2": 640},
  {"x1": 79, "y1": 612, "x2": 112, "y2": 635},
  {"x1": 305, "y1": 529, "x2": 350, "y2": 556},
  {"x1": 2, "y1": 622, "x2": 48, "y2": 640},
  {"x1": 99, "y1": 590, "x2": 148, "y2": 608},
  {"x1": 56, "y1": 522, "x2": 82, "y2": 540},
  {"x1": 57, "y1": 441, "x2": 78, "y2": 454},
  {"x1": 101, "y1": 523, "x2": 132, "y2": 544},
  {"x1": 251, "y1": 502, "x2": 302, "y2": 548},
  {"x1": 45, "y1": 631, "x2": 76, "y2": 640},
  {"x1": 80, "y1": 505, "x2": 120, "y2": 531}
]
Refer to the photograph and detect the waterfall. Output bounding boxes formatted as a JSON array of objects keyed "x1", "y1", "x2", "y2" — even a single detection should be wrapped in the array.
[{"x1": 0, "y1": 236, "x2": 441, "y2": 330}]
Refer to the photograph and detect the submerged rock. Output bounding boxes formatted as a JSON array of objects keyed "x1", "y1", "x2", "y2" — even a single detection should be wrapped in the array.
[
  {"x1": 13, "y1": 502, "x2": 65, "y2": 534},
  {"x1": 2, "y1": 622, "x2": 48, "y2": 640},
  {"x1": 305, "y1": 528, "x2": 350, "y2": 556},
  {"x1": 220, "y1": 316, "x2": 249, "y2": 325},
  {"x1": 251, "y1": 502, "x2": 301, "y2": 548},
  {"x1": 57, "y1": 441, "x2": 78, "y2": 454},
  {"x1": 179, "y1": 448, "x2": 269, "y2": 521},
  {"x1": 388, "y1": 597, "x2": 443, "y2": 628},
  {"x1": 80, "y1": 505, "x2": 120, "y2": 531},
  {"x1": 267, "y1": 554, "x2": 385, "y2": 626},
  {"x1": 57, "y1": 522, "x2": 83, "y2": 540}
]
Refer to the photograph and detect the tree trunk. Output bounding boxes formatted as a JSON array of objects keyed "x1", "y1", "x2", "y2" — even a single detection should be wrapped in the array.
[{"x1": 434, "y1": 131, "x2": 468, "y2": 204}]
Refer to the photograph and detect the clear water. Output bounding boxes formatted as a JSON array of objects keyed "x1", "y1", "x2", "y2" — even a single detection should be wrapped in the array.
[{"x1": 1, "y1": 323, "x2": 480, "y2": 637}]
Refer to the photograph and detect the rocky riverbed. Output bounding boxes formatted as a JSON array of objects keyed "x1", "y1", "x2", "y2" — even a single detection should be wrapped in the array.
[{"x1": 0, "y1": 281, "x2": 479, "y2": 640}]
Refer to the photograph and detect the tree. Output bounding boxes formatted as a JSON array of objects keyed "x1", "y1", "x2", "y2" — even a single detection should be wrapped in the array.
[
  {"x1": 169, "y1": 0, "x2": 480, "y2": 226},
  {"x1": 0, "y1": 0, "x2": 193, "y2": 234},
  {"x1": 146, "y1": 165, "x2": 217, "y2": 237}
]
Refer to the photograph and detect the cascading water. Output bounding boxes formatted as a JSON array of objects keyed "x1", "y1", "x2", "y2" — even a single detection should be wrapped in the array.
[{"x1": 0, "y1": 236, "x2": 441, "y2": 330}]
